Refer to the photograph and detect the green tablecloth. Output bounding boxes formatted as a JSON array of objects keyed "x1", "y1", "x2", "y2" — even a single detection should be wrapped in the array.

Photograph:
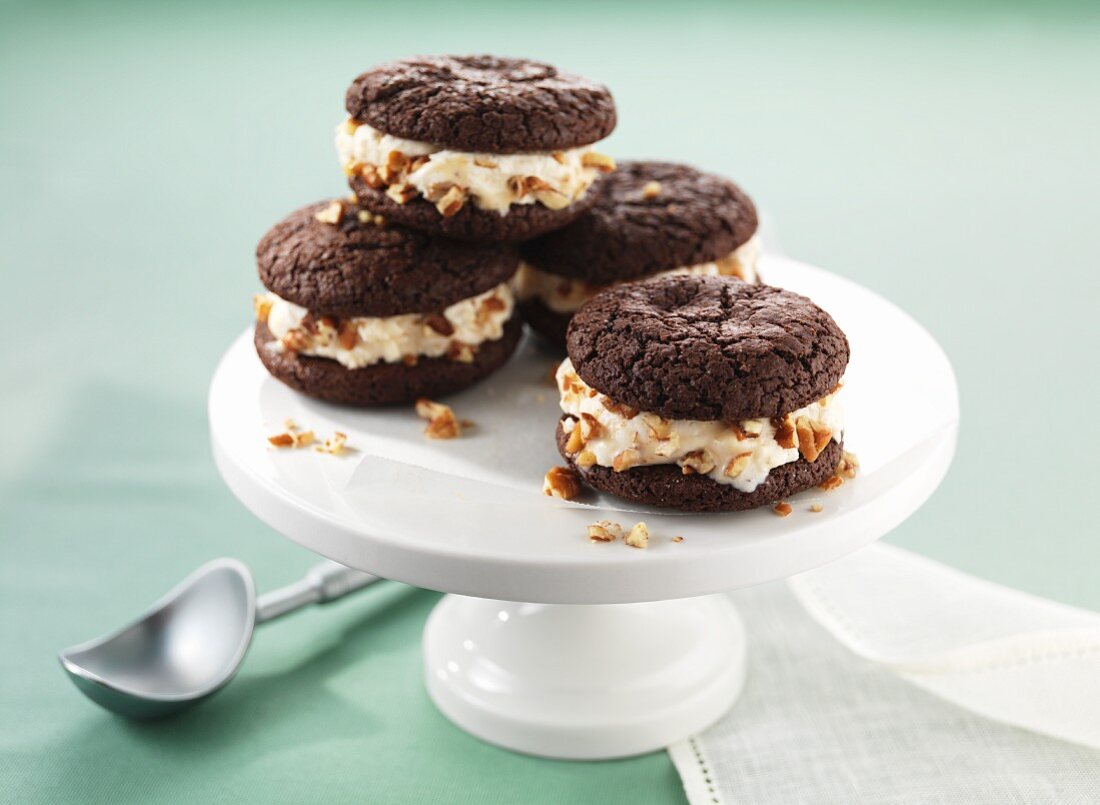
[{"x1": 3, "y1": 1, "x2": 1098, "y2": 802}]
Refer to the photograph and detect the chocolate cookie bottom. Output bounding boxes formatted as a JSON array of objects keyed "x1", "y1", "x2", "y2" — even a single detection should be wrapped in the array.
[
  {"x1": 349, "y1": 176, "x2": 602, "y2": 243},
  {"x1": 517, "y1": 297, "x2": 571, "y2": 347},
  {"x1": 255, "y1": 317, "x2": 522, "y2": 406},
  {"x1": 556, "y1": 419, "x2": 843, "y2": 512}
]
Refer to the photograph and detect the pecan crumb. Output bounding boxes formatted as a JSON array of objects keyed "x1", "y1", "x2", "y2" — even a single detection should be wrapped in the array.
[
  {"x1": 773, "y1": 501, "x2": 793, "y2": 517},
  {"x1": 818, "y1": 475, "x2": 844, "y2": 491},
  {"x1": 625, "y1": 522, "x2": 650, "y2": 549},
  {"x1": 809, "y1": 503, "x2": 824, "y2": 513},
  {"x1": 268, "y1": 433, "x2": 295, "y2": 448},
  {"x1": 837, "y1": 451, "x2": 860, "y2": 479},
  {"x1": 543, "y1": 466, "x2": 581, "y2": 500},
  {"x1": 642, "y1": 181, "x2": 662, "y2": 199},
  {"x1": 315, "y1": 431, "x2": 349, "y2": 455},
  {"x1": 671, "y1": 536, "x2": 685, "y2": 543},
  {"x1": 587, "y1": 520, "x2": 622, "y2": 542},
  {"x1": 313, "y1": 200, "x2": 345, "y2": 225},
  {"x1": 416, "y1": 398, "x2": 463, "y2": 439}
]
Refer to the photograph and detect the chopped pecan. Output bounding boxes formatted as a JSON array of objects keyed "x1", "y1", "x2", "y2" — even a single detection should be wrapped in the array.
[
  {"x1": 601, "y1": 397, "x2": 639, "y2": 419},
  {"x1": 253, "y1": 294, "x2": 272, "y2": 323},
  {"x1": 772, "y1": 415, "x2": 796, "y2": 449},
  {"x1": 564, "y1": 422, "x2": 586, "y2": 454},
  {"x1": 543, "y1": 466, "x2": 581, "y2": 500},
  {"x1": 587, "y1": 520, "x2": 622, "y2": 542},
  {"x1": 416, "y1": 398, "x2": 462, "y2": 440},
  {"x1": 436, "y1": 185, "x2": 467, "y2": 218},
  {"x1": 681, "y1": 450, "x2": 716, "y2": 475},
  {"x1": 446, "y1": 342, "x2": 476, "y2": 363},
  {"x1": 642, "y1": 181, "x2": 662, "y2": 199},
  {"x1": 773, "y1": 502, "x2": 793, "y2": 517},
  {"x1": 337, "y1": 320, "x2": 359, "y2": 349},
  {"x1": 723, "y1": 451, "x2": 753, "y2": 477},
  {"x1": 281, "y1": 329, "x2": 311, "y2": 352},
  {"x1": 613, "y1": 449, "x2": 641, "y2": 472},
  {"x1": 313, "y1": 201, "x2": 345, "y2": 225},
  {"x1": 360, "y1": 164, "x2": 385, "y2": 189},
  {"x1": 581, "y1": 152, "x2": 616, "y2": 173},
  {"x1": 424, "y1": 314, "x2": 455, "y2": 336},
  {"x1": 625, "y1": 522, "x2": 650, "y2": 549},
  {"x1": 385, "y1": 183, "x2": 418, "y2": 205}
]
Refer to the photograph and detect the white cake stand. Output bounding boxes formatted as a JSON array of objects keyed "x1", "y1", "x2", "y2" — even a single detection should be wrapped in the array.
[{"x1": 209, "y1": 255, "x2": 958, "y2": 759}]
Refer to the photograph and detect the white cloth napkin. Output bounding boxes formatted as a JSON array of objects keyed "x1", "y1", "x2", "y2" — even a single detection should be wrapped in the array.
[{"x1": 669, "y1": 544, "x2": 1100, "y2": 804}]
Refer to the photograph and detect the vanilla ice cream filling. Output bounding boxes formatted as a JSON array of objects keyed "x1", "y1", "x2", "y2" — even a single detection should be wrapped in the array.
[
  {"x1": 517, "y1": 236, "x2": 763, "y2": 314},
  {"x1": 335, "y1": 120, "x2": 609, "y2": 216},
  {"x1": 557, "y1": 359, "x2": 844, "y2": 493},
  {"x1": 258, "y1": 283, "x2": 514, "y2": 369}
]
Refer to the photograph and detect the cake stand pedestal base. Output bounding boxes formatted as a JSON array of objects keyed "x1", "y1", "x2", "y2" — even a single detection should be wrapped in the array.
[{"x1": 423, "y1": 593, "x2": 746, "y2": 760}]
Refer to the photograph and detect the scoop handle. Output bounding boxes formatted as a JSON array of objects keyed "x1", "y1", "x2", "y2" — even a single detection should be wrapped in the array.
[{"x1": 256, "y1": 560, "x2": 381, "y2": 624}]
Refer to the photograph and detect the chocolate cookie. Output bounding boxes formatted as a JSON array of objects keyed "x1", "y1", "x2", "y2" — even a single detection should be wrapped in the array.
[
  {"x1": 517, "y1": 297, "x2": 571, "y2": 346},
  {"x1": 257, "y1": 200, "x2": 518, "y2": 317},
  {"x1": 516, "y1": 161, "x2": 760, "y2": 343},
  {"x1": 348, "y1": 175, "x2": 602, "y2": 243},
  {"x1": 553, "y1": 273, "x2": 850, "y2": 513},
  {"x1": 566, "y1": 275, "x2": 848, "y2": 422},
  {"x1": 253, "y1": 199, "x2": 522, "y2": 406},
  {"x1": 556, "y1": 422, "x2": 843, "y2": 512},
  {"x1": 338, "y1": 56, "x2": 616, "y2": 241},
  {"x1": 523, "y1": 161, "x2": 758, "y2": 284},
  {"x1": 345, "y1": 55, "x2": 616, "y2": 153},
  {"x1": 256, "y1": 318, "x2": 523, "y2": 406}
]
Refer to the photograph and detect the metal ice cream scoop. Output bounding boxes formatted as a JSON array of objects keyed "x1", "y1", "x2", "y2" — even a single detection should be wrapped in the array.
[{"x1": 59, "y1": 558, "x2": 380, "y2": 719}]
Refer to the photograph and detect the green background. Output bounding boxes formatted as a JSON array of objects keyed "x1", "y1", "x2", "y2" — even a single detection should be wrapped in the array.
[{"x1": 2, "y1": 1, "x2": 1098, "y2": 802}]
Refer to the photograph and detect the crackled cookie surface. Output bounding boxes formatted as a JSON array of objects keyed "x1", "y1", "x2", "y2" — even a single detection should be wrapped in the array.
[{"x1": 516, "y1": 161, "x2": 761, "y2": 343}]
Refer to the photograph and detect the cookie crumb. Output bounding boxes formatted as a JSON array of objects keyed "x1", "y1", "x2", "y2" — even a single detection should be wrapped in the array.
[
  {"x1": 313, "y1": 200, "x2": 345, "y2": 225},
  {"x1": 543, "y1": 466, "x2": 581, "y2": 500},
  {"x1": 625, "y1": 522, "x2": 650, "y2": 549},
  {"x1": 642, "y1": 180, "x2": 662, "y2": 199},
  {"x1": 587, "y1": 520, "x2": 622, "y2": 542},
  {"x1": 671, "y1": 536, "x2": 684, "y2": 543},
  {"x1": 416, "y1": 398, "x2": 463, "y2": 439},
  {"x1": 809, "y1": 503, "x2": 823, "y2": 513},
  {"x1": 773, "y1": 502, "x2": 793, "y2": 517}
]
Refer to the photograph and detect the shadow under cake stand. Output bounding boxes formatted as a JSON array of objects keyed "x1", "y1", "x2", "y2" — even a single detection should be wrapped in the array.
[{"x1": 209, "y1": 254, "x2": 959, "y2": 760}]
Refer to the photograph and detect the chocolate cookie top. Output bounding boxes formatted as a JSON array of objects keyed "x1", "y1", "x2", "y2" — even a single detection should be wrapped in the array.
[
  {"x1": 256, "y1": 200, "x2": 519, "y2": 317},
  {"x1": 566, "y1": 275, "x2": 849, "y2": 421},
  {"x1": 345, "y1": 55, "x2": 616, "y2": 153},
  {"x1": 522, "y1": 161, "x2": 758, "y2": 284}
]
